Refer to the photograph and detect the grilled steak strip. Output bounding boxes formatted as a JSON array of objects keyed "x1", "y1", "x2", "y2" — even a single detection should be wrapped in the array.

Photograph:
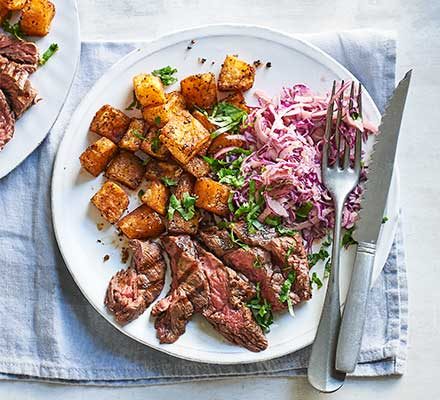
[
  {"x1": 0, "y1": 34, "x2": 39, "y2": 73},
  {"x1": 0, "y1": 89, "x2": 15, "y2": 150}
]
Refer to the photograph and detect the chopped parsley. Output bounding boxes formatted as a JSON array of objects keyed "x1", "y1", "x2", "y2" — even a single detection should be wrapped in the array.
[
  {"x1": 161, "y1": 177, "x2": 177, "y2": 187},
  {"x1": 167, "y1": 193, "x2": 197, "y2": 221},
  {"x1": 295, "y1": 201, "x2": 313, "y2": 221},
  {"x1": 228, "y1": 226, "x2": 250, "y2": 250},
  {"x1": 39, "y1": 43, "x2": 59, "y2": 66},
  {"x1": 132, "y1": 130, "x2": 146, "y2": 140},
  {"x1": 279, "y1": 271, "x2": 296, "y2": 316},
  {"x1": 154, "y1": 116, "x2": 162, "y2": 126},
  {"x1": 307, "y1": 247, "x2": 330, "y2": 268},
  {"x1": 247, "y1": 283, "x2": 274, "y2": 333},
  {"x1": 382, "y1": 216, "x2": 389, "y2": 224},
  {"x1": 324, "y1": 258, "x2": 332, "y2": 278},
  {"x1": 151, "y1": 131, "x2": 161, "y2": 153},
  {"x1": 126, "y1": 90, "x2": 142, "y2": 110},
  {"x1": 138, "y1": 189, "x2": 145, "y2": 200},
  {"x1": 253, "y1": 256, "x2": 262, "y2": 269},
  {"x1": 2, "y1": 15, "x2": 24, "y2": 40},
  {"x1": 311, "y1": 272, "x2": 323, "y2": 289},
  {"x1": 276, "y1": 225, "x2": 298, "y2": 237},
  {"x1": 264, "y1": 215, "x2": 282, "y2": 227},
  {"x1": 342, "y1": 227, "x2": 357, "y2": 248},
  {"x1": 233, "y1": 180, "x2": 265, "y2": 233},
  {"x1": 152, "y1": 66, "x2": 178, "y2": 86}
]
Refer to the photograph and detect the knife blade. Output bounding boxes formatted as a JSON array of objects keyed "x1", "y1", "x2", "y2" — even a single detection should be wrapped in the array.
[
  {"x1": 354, "y1": 70, "x2": 412, "y2": 243},
  {"x1": 336, "y1": 71, "x2": 412, "y2": 373}
]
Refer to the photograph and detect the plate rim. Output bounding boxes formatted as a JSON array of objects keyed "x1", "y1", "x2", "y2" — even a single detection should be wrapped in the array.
[
  {"x1": 51, "y1": 23, "x2": 398, "y2": 364},
  {"x1": 0, "y1": 0, "x2": 81, "y2": 179}
]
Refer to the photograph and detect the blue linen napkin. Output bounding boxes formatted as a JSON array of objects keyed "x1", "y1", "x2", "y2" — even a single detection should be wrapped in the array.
[{"x1": 0, "y1": 30, "x2": 407, "y2": 385}]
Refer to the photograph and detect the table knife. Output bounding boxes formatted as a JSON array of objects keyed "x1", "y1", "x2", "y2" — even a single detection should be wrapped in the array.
[{"x1": 335, "y1": 70, "x2": 412, "y2": 373}]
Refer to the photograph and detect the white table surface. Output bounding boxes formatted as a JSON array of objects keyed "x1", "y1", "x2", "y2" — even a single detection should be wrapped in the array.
[{"x1": 2, "y1": 0, "x2": 440, "y2": 398}]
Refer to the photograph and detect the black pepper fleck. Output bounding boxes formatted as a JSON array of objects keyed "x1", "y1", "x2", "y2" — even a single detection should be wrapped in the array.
[
  {"x1": 198, "y1": 57, "x2": 207, "y2": 64},
  {"x1": 266, "y1": 62, "x2": 272, "y2": 68},
  {"x1": 103, "y1": 254, "x2": 110, "y2": 262},
  {"x1": 253, "y1": 60, "x2": 262, "y2": 68}
]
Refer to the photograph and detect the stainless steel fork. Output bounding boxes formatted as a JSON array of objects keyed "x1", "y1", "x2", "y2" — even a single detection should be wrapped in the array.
[{"x1": 307, "y1": 81, "x2": 362, "y2": 393}]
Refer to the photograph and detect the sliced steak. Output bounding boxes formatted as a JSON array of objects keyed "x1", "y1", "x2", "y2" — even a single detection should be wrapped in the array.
[
  {"x1": 0, "y1": 34, "x2": 39, "y2": 73},
  {"x1": 225, "y1": 266, "x2": 256, "y2": 304},
  {"x1": 195, "y1": 244, "x2": 268, "y2": 352},
  {"x1": 104, "y1": 268, "x2": 149, "y2": 324},
  {"x1": 0, "y1": 89, "x2": 15, "y2": 150},
  {"x1": 199, "y1": 226, "x2": 237, "y2": 257},
  {"x1": 0, "y1": 56, "x2": 37, "y2": 118},
  {"x1": 129, "y1": 239, "x2": 166, "y2": 306}
]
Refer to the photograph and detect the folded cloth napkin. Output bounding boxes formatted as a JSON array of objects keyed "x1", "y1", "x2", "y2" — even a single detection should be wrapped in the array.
[{"x1": 0, "y1": 29, "x2": 407, "y2": 385}]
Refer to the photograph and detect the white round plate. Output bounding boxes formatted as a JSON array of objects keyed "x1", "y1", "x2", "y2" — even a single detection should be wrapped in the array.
[
  {"x1": 0, "y1": 0, "x2": 80, "y2": 178},
  {"x1": 52, "y1": 25, "x2": 399, "y2": 364}
]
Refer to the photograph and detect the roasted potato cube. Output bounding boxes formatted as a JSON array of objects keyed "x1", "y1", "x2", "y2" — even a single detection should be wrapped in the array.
[
  {"x1": 144, "y1": 160, "x2": 183, "y2": 182},
  {"x1": 168, "y1": 173, "x2": 199, "y2": 235},
  {"x1": 91, "y1": 181, "x2": 129, "y2": 224},
  {"x1": 223, "y1": 91, "x2": 250, "y2": 113},
  {"x1": 194, "y1": 177, "x2": 230, "y2": 216},
  {"x1": 20, "y1": 0, "x2": 55, "y2": 36},
  {"x1": 0, "y1": 0, "x2": 26, "y2": 10},
  {"x1": 192, "y1": 110, "x2": 216, "y2": 133},
  {"x1": 208, "y1": 133, "x2": 246, "y2": 156},
  {"x1": 180, "y1": 72, "x2": 217, "y2": 109},
  {"x1": 105, "y1": 151, "x2": 145, "y2": 190},
  {"x1": 218, "y1": 55, "x2": 255, "y2": 92},
  {"x1": 180, "y1": 156, "x2": 210, "y2": 178},
  {"x1": 118, "y1": 204, "x2": 165, "y2": 239},
  {"x1": 160, "y1": 111, "x2": 211, "y2": 164},
  {"x1": 90, "y1": 104, "x2": 131, "y2": 144},
  {"x1": 139, "y1": 126, "x2": 170, "y2": 160},
  {"x1": 118, "y1": 118, "x2": 145, "y2": 152},
  {"x1": 133, "y1": 73, "x2": 166, "y2": 107},
  {"x1": 141, "y1": 180, "x2": 169, "y2": 215},
  {"x1": 142, "y1": 91, "x2": 186, "y2": 128},
  {"x1": 79, "y1": 137, "x2": 118, "y2": 177}
]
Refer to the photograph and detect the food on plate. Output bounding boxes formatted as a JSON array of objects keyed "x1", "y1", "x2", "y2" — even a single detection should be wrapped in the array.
[
  {"x1": 79, "y1": 54, "x2": 376, "y2": 352},
  {"x1": 91, "y1": 181, "x2": 129, "y2": 224},
  {"x1": 0, "y1": 89, "x2": 14, "y2": 149},
  {"x1": 0, "y1": 0, "x2": 26, "y2": 11},
  {"x1": 20, "y1": 0, "x2": 55, "y2": 36}
]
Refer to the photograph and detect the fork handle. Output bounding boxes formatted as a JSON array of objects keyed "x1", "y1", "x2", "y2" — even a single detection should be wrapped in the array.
[{"x1": 336, "y1": 241, "x2": 376, "y2": 373}]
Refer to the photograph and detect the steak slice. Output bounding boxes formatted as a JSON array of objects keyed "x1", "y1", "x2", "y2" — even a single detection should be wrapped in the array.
[
  {"x1": 0, "y1": 34, "x2": 39, "y2": 73},
  {"x1": 0, "y1": 56, "x2": 37, "y2": 118},
  {"x1": 104, "y1": 268, "x2": 149, "y2": 324},
  {"x1": 195, "y1": 244, "x2": 268, "y2": 352},
  {"x1": 129, "y1": 239, "x2": 166, "y2": 306},
  {"x1": 0, "y1": 89, "x2": 15, "y2": 150},
  {"x1": 199, "y1": 226, "x2": 237, "y2": 257}
]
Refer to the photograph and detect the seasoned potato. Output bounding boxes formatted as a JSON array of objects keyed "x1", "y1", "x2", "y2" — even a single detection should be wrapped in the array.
[
  {"x1": 144, "y1": 159, "x2": 183, "y2": 182},
  {"x1": 180, "y1": 156, "x2": 210, "y2": 178},
  {"x1": 91, "y1": 181, "x2": 129, "y2": 224},
  {"x1": 139, "y1": 126, "x2": 170, "y2": 160},
  {"x1": 105, "y1": 151, "x2": 145, "y2": 190},
  {"x1": 218, "y1": 55, "x2": 255, "y2": 92},
  {"x1": 0, "y1": 0, "x2": 26, "y2": 10},
  {"x1": 180, "y1": 72, "x2": 217, "y2": 109},
  {"x1": 160, "y1": 111, "x2": 211, "y2": 164},
  {"x1": 79, "y1": 137, "x2": 118, "y2": 177},
  {"x1": 208, "y1": 132, "x2": 246, "y2": 156},
  {"x1": 194, "y1": 177, "x2": 230, "y2": 216},
  {"x1": 20, "y1": 0, "x2": 55, "y2": 36},
  {"x1": 142, "y1": 91, "x2": 186, "y2": 128},
  {"x1": 168, "y1": 173, "x2": 199, "y2": 235},
  {"x1": 223, "y1": 91, "x2": 250, "y2": 113},
  {"x1": 133, "y1": 74, "x2": 166, "y2": 107},
  {"x1": 141, "y1": 180, "x2": 169, "y2": 216},
  {"x1": 192, "y1": 110, "x2": 216, "y2": 133},
  {"x1": 118, "y1": 204, "x2": 165, "y2": 239},
  {"x1": 90, "y1": 104, "x2": 131, "y2": 144},
  {"x1": 118, "y1": 118, "x2": 145, "y2": 153}
]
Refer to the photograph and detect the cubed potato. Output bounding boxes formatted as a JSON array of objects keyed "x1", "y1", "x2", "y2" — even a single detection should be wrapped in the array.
[
  {"x1": 192, "y1": 110, "x2": 216, "y2": 133},
  {"x1": 194, "y1": 177, "x2": 230, "y2": 216},
  {"x1": 90, "y1": 104, "x2": 131, "y2": 144},
  {"x1": 218, "y1": 55, "x2": 255, "y2": 92},
  {"x1": 118, "y1": 204, "x2": 165, "y2": 239},
  {"x1": 139, "y1": 126, "x2": 170, "y2": 160},
  {"x1": 140, "y1": 179, "x2": 169, "y2": 216},
  {"x1": 19, "y1": 0, "x2": 55, "y2": 36},
  {"x1": 168, "y1": 173, "x2": 199, "y2": 235},
  {"x1": 180, "y1": 72, "x2": 217, "y2": 109},
  {"x1": 207, "y1": 133, "x2": 246, "y2": 156},
  {"x1": 180, "y1": 156, "x2": 210, "y2": 178},
  {"x1": 118, "y1": 118, "x2": 145, "y2": 153},
  {"x1": 91, "y1": 181, "x2": 129, "y2": 224},
  {"x1": 142, "y1": 91, "x2": 186, "y2": 128},
  {"x1": 223, "y1": 91, "x2": 250, "y2": 113},
  {"x1": 133, "y1": 73, "x2": 166, "y2": 108},
  {"x1": 105, "y1": 151, "x2": 145, "y2": 190},
  {"x1": 79, "y1": 137, "x2": 118, "y2": 177},
  {"x1": 144, "y1": 160, "x2": 183, "y2": 181},
  {"x1": 0, "y1": 0, "x2": 26, "y2": 10},
  {"x1": 160, "y1": 111, "x2": 211, "y2": 164}
]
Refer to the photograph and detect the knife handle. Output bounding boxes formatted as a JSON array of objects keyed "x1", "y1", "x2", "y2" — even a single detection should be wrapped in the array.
[{"x1": 335, "y1": 241, "x2": 375, "y2": 373}]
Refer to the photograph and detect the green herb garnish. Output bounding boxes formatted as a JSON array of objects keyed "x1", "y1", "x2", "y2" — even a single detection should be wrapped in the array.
[
  {"x1": 264, "y1": 215, "x2": 282, "y2": 227},
  {"x1": 247, "y1": 283, "x2": 274, "y2": 333},
  {"x1": 167, "y1": 193, "x2": 197, "y2": 221},
  {"x1": 152, "y1": 66, "x2": 178, "y2": 86},
  {"x1": 276, "y1": 225, "x2": 298, "y2": 237},
  {"x1": 311, "y1": 272, "x2": 323, "y2": 289},
  {"x1": 382, "y1": 216, "x2": 389, "y2": 224},
  {"x1": 324, "y1": 258, "x2": 332, "y2": 278},
  {"x1": 253, "y1": 256, "x2": 262, "y2": 269},
  {"x1": 295, "y1": 201, "x2": 313, "y2": 221},
  {"x1": 199, "y1": 102, "x2": 248, "y2": 138},
  {"x1": 161, "y1": 177, "x2": 177, "y2": 187},
  {"x1": 132, "y1": 130, "x2": 146, "y2": 141},
  {"x1": 342, "y1": 227, "x2": 357, "y2": 248},
  {"x1": 39, "y1": 43, "x2": 59, "y2": 66},
  {"x1": 279, "y1": 271, "x2": 296, "y2": 316},
  {"x1": 138, "y1": 189, "x2": 145, "y2": 200},
  {"x1": 151, "y1": 132, "x2": 161, "y2": 153},
  {"x1": 2, "y1": 15, "x2": 24, "y2": 40},
  {"x1": 228, "y1": 226, "x2": 250, "y2": 250},
  {"x1": 126, "y1": 90, "x2": 142, "y2": 110},
  {"x1": 307, "y1": 247, "x2": 330, "y2": 268},
  {"x1": 154, "y1": 116, "x2": 162, "y2": 126}
]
